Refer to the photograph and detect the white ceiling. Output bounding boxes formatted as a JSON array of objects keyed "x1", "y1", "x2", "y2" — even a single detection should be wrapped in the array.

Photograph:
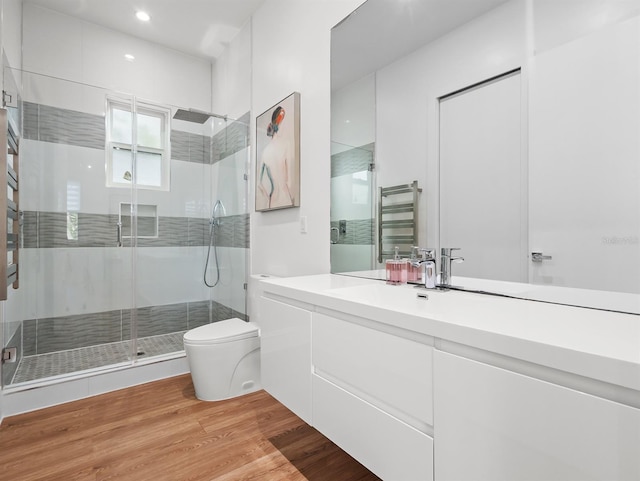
[{"x1": 24, "y1": 0, "x2": 265, "y2": 60}]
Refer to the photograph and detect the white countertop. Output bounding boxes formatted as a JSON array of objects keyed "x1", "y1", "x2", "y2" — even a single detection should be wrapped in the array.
[{"x1": 260, "y1": 274, "x2": 640, "y2": 392}]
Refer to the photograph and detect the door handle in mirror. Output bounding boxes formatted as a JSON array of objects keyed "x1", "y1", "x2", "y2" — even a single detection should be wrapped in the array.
[{"x1": 531, "y1": 252, "x2": 552, "y2": 262}]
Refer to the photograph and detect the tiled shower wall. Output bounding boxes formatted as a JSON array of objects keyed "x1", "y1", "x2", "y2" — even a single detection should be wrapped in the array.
[{"x1": 11, "y1": 103, "x2": 250, "y2": 361}]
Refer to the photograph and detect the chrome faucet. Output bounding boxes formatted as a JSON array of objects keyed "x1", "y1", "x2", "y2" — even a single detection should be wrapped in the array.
[
  {"x1": 411, "y1": 248, "x2": 437, "y2": 289},
  {"x1": 440, "y1": 247, "x2": 464, "y2": 289}
]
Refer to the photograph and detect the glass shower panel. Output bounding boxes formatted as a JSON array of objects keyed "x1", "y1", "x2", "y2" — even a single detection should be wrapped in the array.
[
  {"x1": 3, "y1": 70, "x2": 136, "y2": 386},
  {"x1": 1, "y1": 64, "x2": 21, "y2": 388},
  {"x1": 209, "y1": 114, "x2": 250, "y2": 323},
  {"x1": 330, "y1": 141, "x2": 376, "y2": 274},
  {"x1": 131, "y1": 106, "x2": 213, "y2": 356}
]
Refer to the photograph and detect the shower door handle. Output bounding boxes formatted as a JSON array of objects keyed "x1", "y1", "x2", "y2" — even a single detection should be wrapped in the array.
[
  {"x1": 116, "y1": 222, "x2": 122, "y2": 247},
  {"x1": 330, "y1": 227, "x2": 339, "y2": 244}
]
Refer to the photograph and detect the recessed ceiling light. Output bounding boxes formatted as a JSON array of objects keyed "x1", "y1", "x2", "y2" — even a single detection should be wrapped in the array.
[
  {"x1": 124, "y1": 54, "x2": 135, "y2": 61},
  {"x1": 136, "y1": 11, "x2": 150, "y2": 22}
]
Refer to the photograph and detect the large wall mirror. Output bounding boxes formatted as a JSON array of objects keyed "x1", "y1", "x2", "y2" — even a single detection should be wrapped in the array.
[{"x1": 330, "y1": 0, "x2": 640, "y2": 314}]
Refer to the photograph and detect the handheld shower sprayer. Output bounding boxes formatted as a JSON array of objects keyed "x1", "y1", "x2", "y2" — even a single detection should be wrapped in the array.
[
  {"x1": 204, "y1": 200, "x2": 226, "y2": 288},
  {"x1": 210, "y1": 200, "x2": 227, "y2": 227}
]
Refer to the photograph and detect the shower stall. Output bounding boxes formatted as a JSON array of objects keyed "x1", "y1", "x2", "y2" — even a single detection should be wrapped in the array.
[{"x1": 1, "y1": 69, "x2": 250, "y2": 389}]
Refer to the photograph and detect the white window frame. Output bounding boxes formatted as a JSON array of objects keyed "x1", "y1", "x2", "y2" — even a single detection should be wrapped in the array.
[{"x1": 106, "y1": 97, "x2": 171, "y2": 191}]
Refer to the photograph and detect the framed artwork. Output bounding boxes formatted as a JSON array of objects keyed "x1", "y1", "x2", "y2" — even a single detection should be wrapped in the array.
[{"x1": 255, "y1": 92, "x2": 300, "y2": 211}]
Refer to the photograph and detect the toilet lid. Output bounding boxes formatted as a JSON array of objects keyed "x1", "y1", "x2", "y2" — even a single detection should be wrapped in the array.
[{"x1": 183, "y1": 318, "x2": 259, "y2": 345}]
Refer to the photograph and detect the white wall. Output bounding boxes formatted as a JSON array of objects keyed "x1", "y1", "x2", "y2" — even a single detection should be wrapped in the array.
[
  {"x1": 250, "y1": 0, "x2": 366, "y2": 279},
  {"x1": 2, "y1": 0, "x2": 22, "y2": 70},
  {"x1": 212, "y1": 21, "x2": 252, "y2": 121},
  {"x1": 23, "y1": 4, "x2": 211, "y2": 111},
  {"x1": 331, "y1": 73, "x2": 375, "y2": 153}
]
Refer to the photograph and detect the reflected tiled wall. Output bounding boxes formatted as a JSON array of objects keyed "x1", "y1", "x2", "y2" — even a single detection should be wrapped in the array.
[
  {"x1": 331, "y1": 143, "x2": 375, "y2": 246},
  {"x1": 331, "y1": 142, "x2": 374, "y2": 178},
  {"x1": 330, "y1": 218, "x2": 374, "y2": 245}
]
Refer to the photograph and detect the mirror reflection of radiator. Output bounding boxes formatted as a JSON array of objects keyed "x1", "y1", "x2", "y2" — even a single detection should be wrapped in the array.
[
  {"x1": 378, "y1": 180, "x2": 421, "y2": 263},
  {"x1": 0, "y1": 108, "x2": 20, "y2": 300}
]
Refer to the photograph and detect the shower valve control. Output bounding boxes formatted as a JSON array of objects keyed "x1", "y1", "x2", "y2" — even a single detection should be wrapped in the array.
[{"x1": 2, "y1": 346, "x2": 17, "y2": 364}]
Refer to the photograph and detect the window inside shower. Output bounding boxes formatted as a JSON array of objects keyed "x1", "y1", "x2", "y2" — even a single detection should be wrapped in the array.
[
  {"x1": 106, "y1": 97, "x2": 171, "y2": 191},
  {"x1": 1, "y1": 69, "x2": 250, "y2": 389}
]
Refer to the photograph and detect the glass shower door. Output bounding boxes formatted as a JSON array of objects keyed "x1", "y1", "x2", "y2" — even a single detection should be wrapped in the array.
[{"x1": 3, "y1": 71, "x2": 136, "y2": 386}]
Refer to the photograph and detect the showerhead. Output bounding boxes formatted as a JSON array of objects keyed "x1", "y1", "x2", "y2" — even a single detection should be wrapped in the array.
[
  {"x1": 173, "y1": 108, "x2": 228, "y2": 124},
  {"x1": 173, "y1": 109, "x2": 210, "y2": 124}
]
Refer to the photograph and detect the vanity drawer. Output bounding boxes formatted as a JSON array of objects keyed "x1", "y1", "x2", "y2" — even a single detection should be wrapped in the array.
[
  {"x1": 312, "y1": 312, "x2": 433, "y2": 429},
  {"x1": 313, "y1": 374, "x2": 433, "y2": 481}
]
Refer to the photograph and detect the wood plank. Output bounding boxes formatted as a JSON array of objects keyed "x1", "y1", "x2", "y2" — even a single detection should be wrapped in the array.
[{"x1": 0, "y1": 375, "x2": 380, "y2": 480}]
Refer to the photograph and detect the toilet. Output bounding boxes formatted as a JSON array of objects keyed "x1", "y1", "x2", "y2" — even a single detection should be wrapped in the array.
[{"x1": 183, "y1": 318, "x2": 261, "y2": 401}]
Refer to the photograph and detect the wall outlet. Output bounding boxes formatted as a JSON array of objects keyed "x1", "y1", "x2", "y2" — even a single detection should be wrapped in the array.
[{"x1": 300, "y1": 216, "x2": 308, "y2": 234}]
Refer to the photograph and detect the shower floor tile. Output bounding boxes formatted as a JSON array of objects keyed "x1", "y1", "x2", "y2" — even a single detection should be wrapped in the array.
[{"x1": 11, "y1": 331, "x2": 187, "y2": 385}]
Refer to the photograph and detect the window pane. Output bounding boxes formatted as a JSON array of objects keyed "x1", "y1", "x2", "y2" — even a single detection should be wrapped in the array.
[
  {"x1": 137, "y1": 113, "x2": 162, "y2": 149},
  {"x1": 112, "y1": 147, "x2": 133, "y2": 184},
  {"x1": 136, "y1": 151, "x2": 162, "y2": 187},
  {"x1": 112, "y1": 108, "x2": 132, "y2": 144}
]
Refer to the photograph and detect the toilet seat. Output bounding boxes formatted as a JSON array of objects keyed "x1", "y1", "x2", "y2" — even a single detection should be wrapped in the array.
[{"x1": 183, "y1": 318, "x2": 259, "y2": 346}]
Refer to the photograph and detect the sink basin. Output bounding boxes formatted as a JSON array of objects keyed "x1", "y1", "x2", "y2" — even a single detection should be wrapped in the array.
[{"x1": 327, "y1": 282, "x2": 433, "y2": 306}]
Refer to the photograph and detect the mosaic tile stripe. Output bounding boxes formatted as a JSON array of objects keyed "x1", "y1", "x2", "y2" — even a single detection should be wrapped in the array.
[
  {"x1": 170, "y1": 130, "x2": 191, "y2": 162},
  {"x1": 23, "y1": 101, "x2": 39, "y2": 141},
  {"x1": 331, "y1": 142, "x2": 375, "y2": 178},
  {"x1": 330, "y1": 218, "x2": 375, "y2": 245},
  {"x1": 23, "y1": 102, "x2": 249, "y2": 165},
  {"x1": 22, "y1": 211, "x2": 250, "y2": 249},
  {"x1": 23, "y1": 101, "x2": 105, "y2": 150},
  {"x1": 212, "y1": 112, "x2": 250, "y2": 163},
  {"x1": 22, "y1": 299, "x2": 247, "y2": 356}
]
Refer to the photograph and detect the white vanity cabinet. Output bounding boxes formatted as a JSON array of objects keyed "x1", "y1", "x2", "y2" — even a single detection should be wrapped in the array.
[
  {"x1": 259, "y1": 275, "x2": 640, "y2": 481},
  {"x1": 434, "y1": 350, "x2": 640, "y2": 481},
  {"x1": 259, "y1": 296, "x2": 312, "y2": 424},
  {"x1": 312, "y1": 312, "x2": 434, "y2": 481}
]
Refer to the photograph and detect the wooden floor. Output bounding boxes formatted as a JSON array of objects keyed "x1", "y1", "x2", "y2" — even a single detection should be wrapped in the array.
[{"x1": 0, "y1": 375, "x2": 380, "y2": 481}]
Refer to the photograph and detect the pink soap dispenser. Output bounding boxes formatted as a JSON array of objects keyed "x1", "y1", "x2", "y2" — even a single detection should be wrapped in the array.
[{"x1": 386, "y1": 246, "x2": 407, "y2": 285}]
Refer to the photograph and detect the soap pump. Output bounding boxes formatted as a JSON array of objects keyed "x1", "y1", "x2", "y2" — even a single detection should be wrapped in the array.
[{"x1": 386, "y1": 246, "x2": 408, "y2": 285}]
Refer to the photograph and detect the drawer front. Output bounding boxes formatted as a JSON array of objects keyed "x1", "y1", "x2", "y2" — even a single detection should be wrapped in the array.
[
  {"x1": 313, "y1": 312, "x2": 433, "y2": 428},
  {"x1": 260, "y1": 296, "x2": 312, "y2": 424},
  {"x1": 313, "y1": 374, "x2": 433, "y2": 481},
  {"x1": 434, "y1": 350, "x2": 640, "y2": 481}
]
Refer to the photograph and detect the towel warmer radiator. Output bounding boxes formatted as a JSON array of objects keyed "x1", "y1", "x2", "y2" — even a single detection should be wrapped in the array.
[{"x1": 377, "y1": 180, "x2": 421, "y2": 263}]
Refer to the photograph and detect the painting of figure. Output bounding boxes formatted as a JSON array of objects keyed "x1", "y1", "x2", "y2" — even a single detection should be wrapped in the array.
[{"x1": 255, "y1": 92, "x2": 300, "y2": 211}]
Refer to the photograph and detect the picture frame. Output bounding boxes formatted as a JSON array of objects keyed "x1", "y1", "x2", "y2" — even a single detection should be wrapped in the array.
[{"x1": 255, "y1": 92, "x2": 300, "y2": 211}]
